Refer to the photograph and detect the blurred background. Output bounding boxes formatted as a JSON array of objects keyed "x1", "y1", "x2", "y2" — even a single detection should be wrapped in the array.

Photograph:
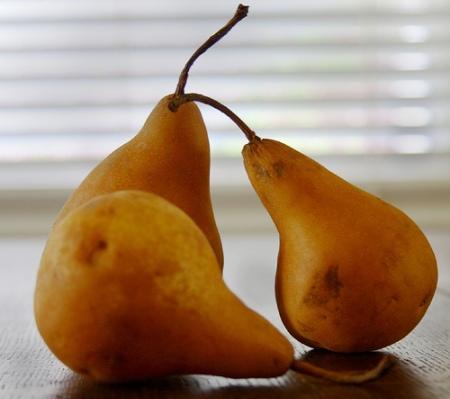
[
  {"x1": 1, "y1": 0, "x2": 450, "y2": 235},
  {"x1": 0, "y1": 0, "x2": 449, "y2": 304}
]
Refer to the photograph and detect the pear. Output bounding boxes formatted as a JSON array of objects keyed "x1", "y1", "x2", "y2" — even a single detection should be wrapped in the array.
[
  {"x1": 55, "y1": 96, "x2": 223, "y2": 268},
  {"x1": 243, "y1": 138, "x2": 438, "y2": 352},
  {"x1": 35, "y1": 190, "x2": 293, "y2": 381}
]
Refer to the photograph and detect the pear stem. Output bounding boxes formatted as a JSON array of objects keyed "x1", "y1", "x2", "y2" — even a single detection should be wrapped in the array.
[
  {"x1": 173, "y1": 4, "x2": 249, "y2": 97},
  {"x1": 169, "y1": 93, "x2": 259, "y2": 142}
]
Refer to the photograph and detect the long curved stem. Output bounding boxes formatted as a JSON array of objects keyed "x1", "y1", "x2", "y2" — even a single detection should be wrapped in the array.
[
  {"x1": 173, "y1": 4, "x2": 249, "y2": 97},
  {"x1": 169, "y1": 93, "x2": 260, "y2": 142}
]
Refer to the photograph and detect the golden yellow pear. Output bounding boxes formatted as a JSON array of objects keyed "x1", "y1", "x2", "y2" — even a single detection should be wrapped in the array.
[
  {"x1": 35, "y1": 190, "x2": 293, "y2": 381},
  {"x1": 55, "y1": 96, "x2": 223, "y2": 267},
  {"x1": 243, "y1": 138, "x2": 437, "y2": 352}
]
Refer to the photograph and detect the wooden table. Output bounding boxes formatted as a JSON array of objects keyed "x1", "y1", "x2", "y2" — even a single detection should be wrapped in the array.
[{"x1": 1, "y1": 232, "x2": 449, "y2": 398}]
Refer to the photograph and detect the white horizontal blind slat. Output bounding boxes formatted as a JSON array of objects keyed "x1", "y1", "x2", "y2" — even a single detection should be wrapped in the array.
[
  {"x1": 0, "y1": 0, "x2": 449, "y2": 167},
  {"x1": 1, "y1": 21, "x2": 450, "y2": 51},
  {"x1": 0, "y1": 0, "x2": 449, "y2": 21},
  {"x1": 1, "y1": 49, "x2": 449, "y2": 78},
  {"x1": 2, "y1": 77, "x2": 449, "y2": 107},
  {"x1": 0, "y1": 102, "x2": 446, "y2": 133}
]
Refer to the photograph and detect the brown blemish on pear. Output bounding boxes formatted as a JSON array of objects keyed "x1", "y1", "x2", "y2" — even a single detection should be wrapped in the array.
[
  {"x1": 324, "y1": 265, "x2": 343, "y2": 296},
  {"x1": 272, "y1": 161, "x2": 285, "y2": 178},
  {"x1": 253, "y1": 163, "x2": 271, "y2": 180},
  {"x1": 303, "y1": 266, "x2": 343, "y2": 307},
  {"x1": 419, "y1": 290, "x2": 433, "y2": 307}
]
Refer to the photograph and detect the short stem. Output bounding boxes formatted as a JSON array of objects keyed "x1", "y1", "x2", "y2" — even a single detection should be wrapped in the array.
[
  {"x1": 173, "y1": 4, "x2": 249, "y2": 97},
  {"x1": 169, "y1": 93, "x2": 260, "y2": 143}
]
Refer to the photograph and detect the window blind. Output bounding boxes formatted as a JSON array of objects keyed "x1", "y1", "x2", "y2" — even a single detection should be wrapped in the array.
[{"x1": 0, "y1": 0, "x2": 449, "y2": 183}]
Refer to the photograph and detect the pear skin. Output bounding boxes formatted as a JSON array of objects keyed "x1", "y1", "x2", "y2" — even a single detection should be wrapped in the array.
[
  {"x1": 35, "y1": 191, "x2": 293, "y2": 381},
  {"x1": 243, "y1": 138, "x2": 438, "y2": 352},
  {"x1": 55, "y1": 95, "x2": 223, "y2": 268}
]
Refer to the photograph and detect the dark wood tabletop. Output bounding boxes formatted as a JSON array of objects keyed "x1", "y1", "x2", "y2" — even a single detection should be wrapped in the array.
[{"x1": 1, "y1": 232, "x2": 449, "y2": 399}]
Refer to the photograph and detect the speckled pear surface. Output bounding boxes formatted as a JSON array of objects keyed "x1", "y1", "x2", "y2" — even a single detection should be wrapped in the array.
[
  {"x1": 56, "y1": 96, "x2": 223, "y2": 267},
  {"x1": 243, "y1": 138, "x2": 438, "y2": 352}
]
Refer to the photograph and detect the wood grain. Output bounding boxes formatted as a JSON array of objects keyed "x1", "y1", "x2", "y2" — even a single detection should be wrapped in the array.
[{"x1": 1, "y1": 235, "x2": 449, "y2": 398}]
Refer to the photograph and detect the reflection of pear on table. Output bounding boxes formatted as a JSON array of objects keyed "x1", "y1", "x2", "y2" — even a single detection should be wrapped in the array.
[
  {"x1": 35, "y1": 191, "x2": 294, "y2": 382},
  {"x1": 293, "y1": 349, "x2": 395, "y2": 383},
  {"x1": 243, "y1": 138, "x2": 438, "y2": 352}
]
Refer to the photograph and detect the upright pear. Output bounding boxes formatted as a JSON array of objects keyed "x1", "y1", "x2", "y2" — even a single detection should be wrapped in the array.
[
  {"x1": 55, "y1": 96, "x2": 223, "y2": 267},
  {"x1": 35, "y1": 190, "x2": 293, "y2": 381},
  {"x1": 243, "y1": 138, "x2": 437, "y2": 352}
]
